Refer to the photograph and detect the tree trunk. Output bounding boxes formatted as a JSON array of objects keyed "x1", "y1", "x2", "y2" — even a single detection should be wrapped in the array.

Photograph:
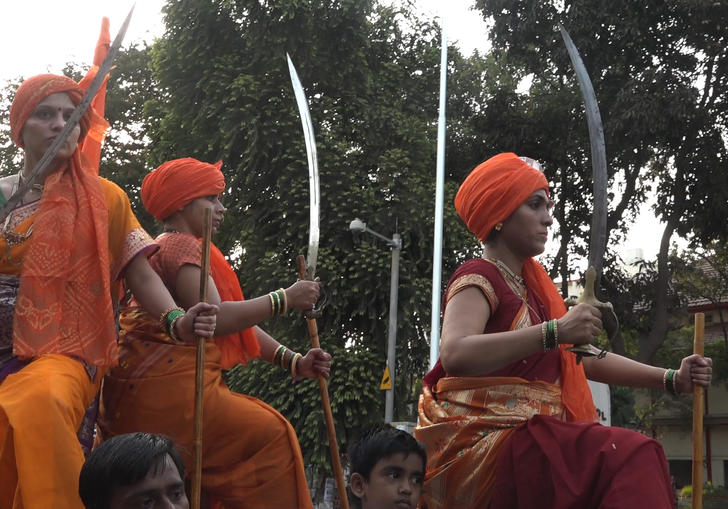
[{"x1": 637, "y1": 219, "x2": 675, "y2": 363}]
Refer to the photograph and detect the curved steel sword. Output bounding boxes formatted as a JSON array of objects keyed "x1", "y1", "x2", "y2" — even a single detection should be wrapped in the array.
[
  {"x1": 0, "y1": 5, "x2": 135, "y2": 223},
  {"x1": 286, "y1": 54, "x2": 349, "y2": 509},
  {"x1": 287, "y1": 54, "x2": 320, "y2": 280},
  {"x1": 559, "y1": 24, "x2": 617, "y2": 360},
  {"x1": 559, "y1": 23, "x2": 608, "y2": 281}
]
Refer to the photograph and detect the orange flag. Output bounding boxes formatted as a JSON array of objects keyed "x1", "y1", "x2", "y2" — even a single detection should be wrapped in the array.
[{"x1": 79, "y1": 17, "x2": 111, "y2": 170}]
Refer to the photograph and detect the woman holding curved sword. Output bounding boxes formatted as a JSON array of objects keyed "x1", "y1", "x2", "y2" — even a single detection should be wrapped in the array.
[{"x1": 415, "y1": 153, "x2": 712, "y2": 509}]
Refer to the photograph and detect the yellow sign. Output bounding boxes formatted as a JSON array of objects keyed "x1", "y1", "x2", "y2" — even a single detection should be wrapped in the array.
[{"x1": 380, "y1": 364, "x2": 392, "y2": 390}]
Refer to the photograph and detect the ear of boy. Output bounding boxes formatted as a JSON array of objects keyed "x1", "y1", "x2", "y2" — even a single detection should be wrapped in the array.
[{"x1": 349, "y1": 472, "x2": 367, "y2": 499}]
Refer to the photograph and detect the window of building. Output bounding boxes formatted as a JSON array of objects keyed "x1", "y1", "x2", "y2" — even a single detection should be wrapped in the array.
[{"x1": 669, "y1": 459, "x2": 692, "y2": 492}]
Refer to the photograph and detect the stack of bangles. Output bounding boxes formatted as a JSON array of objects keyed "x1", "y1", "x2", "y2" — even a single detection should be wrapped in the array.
[
  {"x1": 160, "y1": 306, "x2": 185, "y2": 342},
  {"x1": 268, "y1": 288, "x2": 288, "y2": 316},
  {"x1": 663, "y1": 368, "x2": 679, "y2": 396},
  {"x1": 540, "y1": 319, "x2": 559, "y2": 351},
  {"x1": 273, "y1": 345, "x2": 303, "y2": 378}
]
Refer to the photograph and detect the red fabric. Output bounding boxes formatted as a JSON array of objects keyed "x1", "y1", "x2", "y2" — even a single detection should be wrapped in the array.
[
  {"x1": 454, "y1": 152, "x2": 548, "y2": 241},
  {"x1": 491, "y1": 415, "x2": 675, "y2": 509},
  {"x1": 141, "y1": 158, "x2": 225, "y2": 221},
  {"x1": 209, "y1": 243, "x2": 261, "y2": 368},
  {"x1": 148, "y1": 233, "x2": 260, "y2": 368},
  {"x1": 9, "y1": 73, "x2": 117, "y2": 366}
]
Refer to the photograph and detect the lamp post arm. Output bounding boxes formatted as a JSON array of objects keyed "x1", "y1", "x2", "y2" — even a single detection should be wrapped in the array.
[{"x1": 363, "y1": 226, "x2": 399, "y2": 247}]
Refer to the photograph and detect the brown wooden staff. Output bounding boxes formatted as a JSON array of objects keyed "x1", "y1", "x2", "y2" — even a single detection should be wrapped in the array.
[
  {"x1": 191, "y1": 208, "x2": 213, "y2": 509},
  {"x1": 692, "y1": 312, "x2": 705, "y2": 509},
  {"x1": 297, "y1": 255, "x2": 349, "y2": 509}
]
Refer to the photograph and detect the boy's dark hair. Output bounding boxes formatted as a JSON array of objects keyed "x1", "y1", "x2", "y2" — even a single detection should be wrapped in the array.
[
  {"x1": 79, "y1": 432, "x2": 186, "y2": 509},
  {"x1": 347, "y1": 423, "x2": 427, "y2": 507}
]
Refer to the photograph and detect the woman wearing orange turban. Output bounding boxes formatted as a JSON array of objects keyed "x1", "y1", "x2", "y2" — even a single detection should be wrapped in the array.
[
  {"x1": 97, "y1": 157, "x2": 331, "y2": 508},
  {"x1": 414, "y1": 153, "x2": 712, "y2": 508},
  {"x1": 0, "y1": 28, "x2": 217, "y2": 509}
]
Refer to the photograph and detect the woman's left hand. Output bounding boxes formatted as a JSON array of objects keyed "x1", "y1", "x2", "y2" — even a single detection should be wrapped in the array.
[
  {"x1": 675, "y1": 354, "x2": 713, "y2": 394},
  {"x1": 295, "y1": 348, "x2": 332, "y2": 381}
]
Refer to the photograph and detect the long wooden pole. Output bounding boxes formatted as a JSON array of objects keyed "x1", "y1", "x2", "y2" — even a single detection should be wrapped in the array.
[
  {"x1": 297, "y1": 255, "x2": 349, "y2": 509},
  {"x1": 692, "y1": 312, "x2": 705, "y2": 509},
  {"x1": 191, "y1": 209, "x2": 213, "y2": 509}
]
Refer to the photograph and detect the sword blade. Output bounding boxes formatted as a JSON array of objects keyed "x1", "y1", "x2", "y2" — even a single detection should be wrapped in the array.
[
  {"x1": 560, "y1": 24, "x2": 608, "y2": 283},
  {"x1": 0, "y1": 5, "x2": 135, "y2": 223},
  {"x1": 287, "y1": 54, "x2": 320, "y2": 280}
]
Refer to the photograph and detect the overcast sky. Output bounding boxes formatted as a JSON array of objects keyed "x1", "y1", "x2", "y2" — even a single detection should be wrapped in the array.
[{"x1": 0, "y1": 0, "x2": 665, "y2": 262}]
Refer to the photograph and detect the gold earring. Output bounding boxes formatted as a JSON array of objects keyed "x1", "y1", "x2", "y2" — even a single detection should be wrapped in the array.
[{"x1": 494, "y1": 222, "x2": 503, "y2": 232}]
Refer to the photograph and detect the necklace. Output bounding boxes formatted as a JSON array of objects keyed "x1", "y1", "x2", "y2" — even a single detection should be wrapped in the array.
[
  {"x1": 485, "y1": 257, "x2": 541, "y2": 321},
  {"x1": 3, "y1": 210, "x2": 34, "y2": 266}
]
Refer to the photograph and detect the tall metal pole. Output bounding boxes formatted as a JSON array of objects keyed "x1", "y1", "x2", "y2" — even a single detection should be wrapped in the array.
[
  {"x1": 385, "y1": 234, "x2": 401, "y2": 423},
  {"x1": 429, "y1": 21, "x2": 448, "y2": 369}
]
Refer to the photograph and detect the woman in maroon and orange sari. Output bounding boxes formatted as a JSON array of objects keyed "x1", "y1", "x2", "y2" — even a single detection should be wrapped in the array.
[
  {"x1": 0, "y1": 30, "x2": 217, "y2": 509},
  {"x1": 415, "y1": 153, "x2": 713, "y2": 509},
  {"x1": 97, "y1": 157, "x2": 331, "y2": 508}
]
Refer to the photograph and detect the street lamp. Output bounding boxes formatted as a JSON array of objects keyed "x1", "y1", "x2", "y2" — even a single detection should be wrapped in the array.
[{"x1": 349, "y1": 218, "x2": 401, "y2": 423}]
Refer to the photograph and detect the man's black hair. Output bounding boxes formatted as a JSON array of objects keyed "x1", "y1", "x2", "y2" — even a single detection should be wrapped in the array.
[
  {"x1": 79, "y1": 432, "x2": 186, "y2": 509},
  {"x1": 347, "y1": 423, "x2": 427, "y2": 508}
]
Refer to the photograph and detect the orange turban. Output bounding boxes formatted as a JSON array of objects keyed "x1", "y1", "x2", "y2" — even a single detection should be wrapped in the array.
[
  {"x1": 454, "y1": 152, "x2": 549, "y2": 241},
  {"x1": 142, "y1": 158, "x2": 225, "y2": 221},
  {"x1": 9, "y1": 74, "x2": 92, "y2": 148}
]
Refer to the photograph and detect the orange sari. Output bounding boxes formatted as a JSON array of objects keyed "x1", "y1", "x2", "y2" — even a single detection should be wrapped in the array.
[
  {"x1": 98, "y1": 233, "x2": 313, "y2": 509},
  {"x1": 0, "y1": 180, "x2": 155, "y2": 509}
]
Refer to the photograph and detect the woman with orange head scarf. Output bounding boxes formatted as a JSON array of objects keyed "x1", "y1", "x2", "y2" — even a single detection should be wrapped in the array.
[
  {"x1": 0, "y1": 33, "x2": 217, "y2": 509},
  {"x1": 97, "y1": 157, "x2": 331, "y2": 508},
  {"x1": 414, "y1": 153, "x2": 712, "y2": 508}
]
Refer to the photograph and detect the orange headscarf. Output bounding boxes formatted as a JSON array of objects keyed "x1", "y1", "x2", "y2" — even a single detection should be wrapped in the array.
[
  {"x1": 142, "y1": 157, "x2": 260, "y2": 368},
  {"x1": 455, "y1": 152, "x2": 597, "y2": 423},
  {"x1": 9, "y1": 68, "x2": 117, "y2": 366}
]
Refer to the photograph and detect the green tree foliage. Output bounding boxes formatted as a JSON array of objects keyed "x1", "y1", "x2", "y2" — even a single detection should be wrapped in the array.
[
  {"x1": 145, "y1": 0, "x2": 485, "y2": 473},
  {"x1": 473, "y1": 0, "x2": 728, "y2": 362},
  {"x1": 672, "y1": 242, "x2": 728, "y2": 345},
  {"x1": 0, "y1": 79, "x2": 22, "y2": 177}
]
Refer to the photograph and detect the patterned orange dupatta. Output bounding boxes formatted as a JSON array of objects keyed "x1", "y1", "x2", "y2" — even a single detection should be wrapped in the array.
[{"x1": 10, "y1": 21, "x2": 118, "y2": 367}]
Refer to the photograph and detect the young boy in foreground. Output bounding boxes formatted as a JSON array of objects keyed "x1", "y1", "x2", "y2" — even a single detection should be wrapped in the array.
[{"x1": 348, "y1": 423, "x2": 427, "y2": 509}]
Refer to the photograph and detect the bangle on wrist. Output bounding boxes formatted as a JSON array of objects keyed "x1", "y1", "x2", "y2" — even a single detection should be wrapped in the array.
[
  {"x1": 291, "y1": 352, "x2": 303, "y2": 378},
  {"x1": 663, "y1": 368, "x2": 678, "y2": 396},
  {"x1": 277, "y1": 288, "x2": 288, "y2": 315},
  {"x1": 160, "y1": 307, "x2": 185, "y2": 336},
  {"x1": 273, "y1": 345, "x2": 286, "y2": 366},
  {"x1": 168, "y1": 315, "x2": 183, "y2": 342},
  {"x1": 542, "y1": 319, "x2": 558, "y2": 351}
]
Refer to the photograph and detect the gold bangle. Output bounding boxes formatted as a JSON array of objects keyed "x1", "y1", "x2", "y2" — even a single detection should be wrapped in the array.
[
  {"x1": 273, "y1": 345, "x2": 285, "y2": 366},
  {"x1": 291, "y1": 353, "x2": 302, "y2": 378},
  {"x1": 268, "y1": 292, "x2": 276, "y2": 316}
]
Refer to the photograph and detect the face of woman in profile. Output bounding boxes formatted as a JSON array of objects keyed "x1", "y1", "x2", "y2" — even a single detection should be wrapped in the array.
[
  {"x1": 179, "y1": 194, "x2": 226, "y2": 237},
  {"x1": 498, "y1": 189, "x2": 553, "y2": 258},
  {"x1": 21, "y1": 92, "x2": 80, "y2": 165}
]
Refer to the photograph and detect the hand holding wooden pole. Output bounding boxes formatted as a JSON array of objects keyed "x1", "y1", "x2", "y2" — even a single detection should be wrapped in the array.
[
  {"x1": 297, "y1": 255, "x2": 349, "y2": 509},
  {"x1": 692, "y1": 312, "x2": 705, "y2": 509},
  {"x1": 191, "y1": 209, "x2": 212, "y2": 509}
]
